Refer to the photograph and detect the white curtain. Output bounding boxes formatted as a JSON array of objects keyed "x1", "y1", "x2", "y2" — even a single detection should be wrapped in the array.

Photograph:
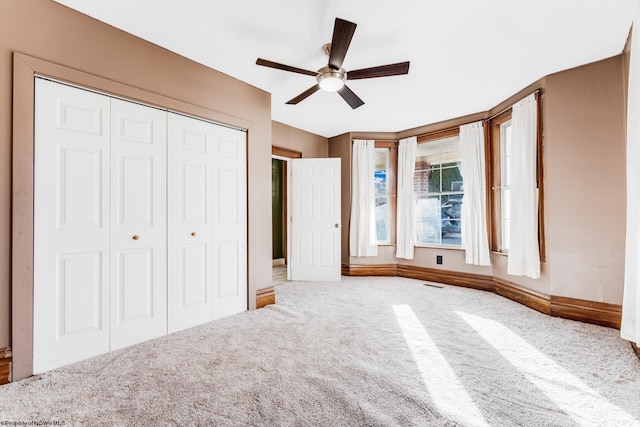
[
  {"x1": 396, "y1": 137, "x2": 417, "y2": 259},
  {"x1": 507, "y1": 94, "x2": 541, "y2": 279},
  {"x1": 459, "y1": 122, "x2": 491, "y2": 266},
  {"x1": 349, "y1": 140, "x2": 378, "y2": 257},
  {"x1": 622, "y1": 7, "x2": 640, "y2": 346}
]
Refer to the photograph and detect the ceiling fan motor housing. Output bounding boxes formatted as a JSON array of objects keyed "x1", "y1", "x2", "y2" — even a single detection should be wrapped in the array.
[{"x1": 317, "y1": 66, "x2": 346, "y2": 92}]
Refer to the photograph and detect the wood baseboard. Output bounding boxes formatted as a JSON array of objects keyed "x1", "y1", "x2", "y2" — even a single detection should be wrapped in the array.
[
  {"x1": 341, "y1": 264, "x2": 350, "y2": 276},
  {"x1": 256, "y1": 287, "x2": 276, "y2": 309},
  {"x1": 484, "y1": 278, "x2": 621, "y2": 329},
  {"x1": 550, "y1": 296, "x2": 621, "y2": 329},
  {"x1": 0, "y1": 348, "x2": 11, "y2": 385},
  {"x1": 492, "y1": 277, "x2": 551, "y2": 315},
  {"x1": 346, "y1": 263, "x2": 622, "y2": 329},
  {"x1": 398, "y1": 265, "x2": 492, "y2": 291},
  {"x1": 346, "y1": 264, "x2": 398, "y2": 276}
]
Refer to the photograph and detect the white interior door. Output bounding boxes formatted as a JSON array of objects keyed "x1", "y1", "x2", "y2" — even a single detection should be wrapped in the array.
[
  {"x1": 33, "y1": 78, "x2": 111, "y2": 373},
  {"x1": 110, "y1": 98, "x2": 167, "y2": 350},
  {"x1": 290, "y1": 158, "x2": 341, "y2": 281},
  {"x1": 211, "y1": 125, "x2": 248, "y2": 319},
  {"x1": 167, "y1": 112, "x2": 213, "y2": 333}
]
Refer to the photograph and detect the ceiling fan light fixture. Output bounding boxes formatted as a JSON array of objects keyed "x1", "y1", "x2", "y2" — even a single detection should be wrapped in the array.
[
  {"x1": 317, "y1": 66, "x2": 346, "y2": 92},
  {"x1": 256, "y1": 18, "x2": 409, "y2": 108}
]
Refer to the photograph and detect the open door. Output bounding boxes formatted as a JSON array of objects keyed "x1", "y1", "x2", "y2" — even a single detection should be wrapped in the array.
[{"x1": 290, "y1": 158, "x2": 341, "y2": 281}]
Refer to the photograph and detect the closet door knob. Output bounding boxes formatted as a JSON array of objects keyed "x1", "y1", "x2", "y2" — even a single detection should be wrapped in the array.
[
  {"x1": 191, "y1": 232, "x2": 197, "y2": 237},
  {"x1": 132, "y1": 235, "x2": 140, "y2": 240}
]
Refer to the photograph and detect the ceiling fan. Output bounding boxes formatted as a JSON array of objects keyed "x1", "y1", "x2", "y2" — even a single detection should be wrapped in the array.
[{"x1": 256, "y1": 18, "x2": 410, "y2": 109}]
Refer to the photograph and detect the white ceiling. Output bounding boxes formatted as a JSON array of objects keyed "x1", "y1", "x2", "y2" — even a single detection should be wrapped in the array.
[{"x1": 54, "y1": 0, "x2": 635, "y2": 138}]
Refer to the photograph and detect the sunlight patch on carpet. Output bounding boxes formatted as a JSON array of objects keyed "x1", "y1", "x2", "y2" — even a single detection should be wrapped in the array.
[
  {"x1": 457, "y1": 311, "x2": 639, "y2": 426},
  {"x1": 392, "y1": 304, "x2": 489, "y2": 427}
]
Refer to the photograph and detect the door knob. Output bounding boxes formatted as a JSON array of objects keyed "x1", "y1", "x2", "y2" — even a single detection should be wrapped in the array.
[
  {"x1": 335, "y1": 224, "x2": 341, "y2": 228},
  {"x1": 132, "y1": 235, "x2": 140, "y2": 240},
  {"x1": 191, "y1": 232, "x2": 197, "y2": 236}
]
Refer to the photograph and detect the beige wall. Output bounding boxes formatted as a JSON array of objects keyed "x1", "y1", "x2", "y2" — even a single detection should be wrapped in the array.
[
  {"x1": 272, "y1": 121, "x2": 328, "y2": 158},
  {"x1": 338, "y1": 55, "x2": 628, "y2": 305},
  {"x1": 544, "y1": 55, "x2": 627, "y2": 303},
  {"x1": 1, "y1": 1, "x2": 273, "y2": 356}
]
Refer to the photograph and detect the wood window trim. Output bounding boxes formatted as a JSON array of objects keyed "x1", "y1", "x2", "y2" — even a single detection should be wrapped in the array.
[
  {"x1": 536, "y1": 94, "x2": 546, "y2": 262},
  {"x1": 486, "y1": 97, "x2": 546, "y2": 262},
  {"x1": 272, "y1": 145, "x2": 302, "y2": 158},
  {"x1": 487, "y1": 110, "x2": 511, "y2": 253},
  {"x1": 417, "y1": 127, "x2": 460, "y2": 144}
]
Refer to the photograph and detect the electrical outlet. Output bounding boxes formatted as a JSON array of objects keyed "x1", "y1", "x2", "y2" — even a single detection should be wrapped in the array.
[{"x1": 436, "y1": 255, "x2": 443, "y2": 265}]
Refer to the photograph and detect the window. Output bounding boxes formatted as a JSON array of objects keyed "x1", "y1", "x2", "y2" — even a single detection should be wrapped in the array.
[
  {"x1": 500, "y1": 120, "x2": 512, "y2": 252},
  {"x1": 414, "y1": 135, "x2": 463, "y2": 246},
  {"x1": 488, "y1": 111, "x2": 512, "y2": 253},
  {"x1": 374, "y1": 147, "x2": 390, "y2": 243},
  {"x1": 488, "y1": 98, "x2": 545, "y2": 260}
]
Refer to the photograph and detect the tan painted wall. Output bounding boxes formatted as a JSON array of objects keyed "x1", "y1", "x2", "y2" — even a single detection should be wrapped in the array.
[
  {"x1": 1, "y1": 0, "x2": 273, "y2": 351},
  {"x1": 544, "y1": 55, "x2": 627, "y2": 303},
  {"x1": 272, "y1": 121, "x2": 328, "y2": 158}
]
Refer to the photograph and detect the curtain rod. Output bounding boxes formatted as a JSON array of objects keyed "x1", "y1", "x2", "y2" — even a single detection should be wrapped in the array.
[
  {"x1": 484, "y1": 89, "x2": 541, "y2": 123},
  {"x1": 351, "y1": 138, "x2": 397, "y2": 143},
  {"x1": 414, "y1": 125, "x2": 464, "y2": 141},
  {"x1": 413, "y1": 90, "x2": 541, "y2": 140},
  {"x1": 356, "y1": 89, "x2": 542, "y2": 143}
]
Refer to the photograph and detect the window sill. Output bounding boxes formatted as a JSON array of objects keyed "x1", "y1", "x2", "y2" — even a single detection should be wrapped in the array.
[{"x1": 414, "y1": 244, "x2": 464, "y2": 251}]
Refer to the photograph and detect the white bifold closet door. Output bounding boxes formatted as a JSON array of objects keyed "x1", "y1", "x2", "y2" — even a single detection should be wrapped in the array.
[
  {"x1": 209, "y1": 123, "x2": 248, "y2": 320},
  {"x1": 34, "y1": 80, "x2": 168, "y2": 372},
  {"x1": 109, "y1": 99, "x2": 167, "y2": 350},
  {"x1": 167, "y1": 113, "x2": 213, "y2": 333},
  {"x1": 167, "y1": 113, "x2": 247, "y2": 332},
  {"x1": 33, "y1": 78, "x2": 247, "y2": 373},
  {"x1": 33, "y1": 78, "x2": 112, "y2": 373}
]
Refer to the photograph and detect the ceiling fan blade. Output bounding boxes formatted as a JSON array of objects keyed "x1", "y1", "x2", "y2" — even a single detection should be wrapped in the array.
[
  {"x1": 256, "y1": 58, "x2": 317, "y2": 77},
  {"x1": 337, "y1": 85, "x2": 364, "y2": 109},
  {"x1": 347, "y1": 61, "x2": 410, "y2": 80},
  {"x1": 328, "y1": 18, "x2": 357, "y2": 70},
  {"x1": 286, "y1": 84, "x2": 321, "y2": 105}
]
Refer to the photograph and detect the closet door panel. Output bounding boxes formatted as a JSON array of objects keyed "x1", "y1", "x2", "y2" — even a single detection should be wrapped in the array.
[
  {"x1": 33, "y1": 79, "x2": 111, "y2": 373},
  {"x1": 211, "y1": 126, "x2": 247, "y2": 320},
  {"x1": 110, "y1": 99, "x2": 167, "y2": 350},
  {"x1": 116, "y1": 248, "x2": 153, "y2": 320},
  {"x1": 167, "y1": 113, "x2": 213, "y2": 333}
]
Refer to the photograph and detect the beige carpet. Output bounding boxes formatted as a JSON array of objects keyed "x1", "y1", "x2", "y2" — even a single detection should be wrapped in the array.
[{"x1": 1, "y1": 276, "x2": 639, "y2": 426}]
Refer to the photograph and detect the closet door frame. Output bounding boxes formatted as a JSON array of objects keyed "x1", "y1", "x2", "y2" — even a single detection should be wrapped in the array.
[{"x1": 11, "y1": 53, "x2": 251, "y2": 381}]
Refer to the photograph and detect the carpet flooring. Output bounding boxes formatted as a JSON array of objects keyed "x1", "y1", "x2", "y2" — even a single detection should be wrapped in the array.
[{"x1": 0, "y1": 276, "x2": 639, "y2": 426}]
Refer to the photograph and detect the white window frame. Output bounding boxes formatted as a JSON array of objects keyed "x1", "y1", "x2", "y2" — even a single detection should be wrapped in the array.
[
  {"x1": 374, "y1": 147, "x2": 391, "y2": 244},
  {"x1": 414, "y1": 136, "x2": 463, "y2": 248}
]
